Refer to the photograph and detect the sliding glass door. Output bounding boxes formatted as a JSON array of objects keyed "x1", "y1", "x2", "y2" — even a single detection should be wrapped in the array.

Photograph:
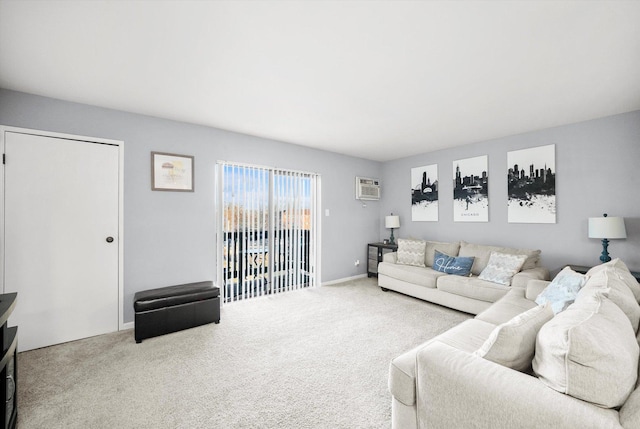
[{"x1": 217, "y1": 162, "x2": 319, "y2": 303}]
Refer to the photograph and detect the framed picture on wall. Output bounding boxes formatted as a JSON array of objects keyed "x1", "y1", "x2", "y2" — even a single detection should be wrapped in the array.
[
  {"x1": 411, "y1": 164, "x2": 438, "y2": 221},
  {"x1": 453, "y1": 155, "x2": 489, "y2": 222},
  {"x1": 507, "y1": 144, "x2": 556, "y2": 223},
  {"x1": 151, "y1": 152, "x2": 194, "y2": 192}
]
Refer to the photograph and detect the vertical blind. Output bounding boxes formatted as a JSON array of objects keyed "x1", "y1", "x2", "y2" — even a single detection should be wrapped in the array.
[{"x1": 217, "y1": 162, "x2": 319, "y2": 303}]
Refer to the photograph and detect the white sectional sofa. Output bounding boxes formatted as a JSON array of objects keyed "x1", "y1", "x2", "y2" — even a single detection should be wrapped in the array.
[
  {"x1": 378, "y1": 240, "x2": 550, "y2": 314},
  {"x1": 388, "y1": 258, "x2": 640, "y2": 429}
]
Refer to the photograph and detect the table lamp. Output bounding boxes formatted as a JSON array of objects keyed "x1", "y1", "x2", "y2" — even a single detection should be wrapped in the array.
[
  {"x1": 588, "y1": 213, "x2": 626, "y2": 263},
  {"x1": 385, "y1": 214, "x2": 400, "y2": 245}
]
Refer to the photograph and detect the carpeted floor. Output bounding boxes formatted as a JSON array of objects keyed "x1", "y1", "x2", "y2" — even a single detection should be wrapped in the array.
[{"x1": 17, "y1": 277, "x2": 470, "y2": 429}]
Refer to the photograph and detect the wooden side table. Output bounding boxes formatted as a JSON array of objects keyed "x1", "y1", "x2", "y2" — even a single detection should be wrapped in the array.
[
  {"x1": 367, "y1": 242, "x2": 398, "y2": 277},
  {"x1": 568, "y1": 265, "x2": 640, "y2": 283}
]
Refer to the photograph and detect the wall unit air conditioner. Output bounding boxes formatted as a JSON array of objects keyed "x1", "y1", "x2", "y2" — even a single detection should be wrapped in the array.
[{"x1": 355, "y1": 176, "x2": 380, "y2": 200}]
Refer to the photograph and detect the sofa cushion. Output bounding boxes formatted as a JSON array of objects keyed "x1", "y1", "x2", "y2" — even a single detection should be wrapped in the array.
[
  {"x1": 396, "y1": 238, "x2": 426, "y2": 267},
  {"x1": 377, "y1": 263, "x2": 443, "y2": 289},
  {"x1": 388, "y1": 318, "x2": 493, "y2": 406},
  {"x1": 425, "y1": 241, "x2": 461, "y2": 267},
  {"x1": 478, "y1": 251, "x2": 527, "y2": 286},
  {"x1": 476, "y1": 287, "x2": 538, "y2": 325},
  {"x1": 474, "y1": 303, "x2": 553, "y2": 371},
  {"x1": 533, "y1": 293, "x2": 639, "y2": 408},
  {"x1": 458, "y1": 241, "x2": 540, "y2": 275},
  {"x1": 437, "y1": 275, "x2": 510, "y2": 303},
  {"x1": 577, "y1": 268, "x2": 640, "y2": 333},
  {"x1": 620, "y1": 385, "x2": 640, "y2": 429},
  {"x1": 535, "y1": 266, "x2": 588, "y2": 314},
  {"x1": 587, "y1": 258, "x2": 640, "y2": 302},
  {"x1": 432, "y1": 251, "x2": 474, "y2": 276},
  {"x1": 511, "y1": 267, "x2": 550, "y2": 289}
]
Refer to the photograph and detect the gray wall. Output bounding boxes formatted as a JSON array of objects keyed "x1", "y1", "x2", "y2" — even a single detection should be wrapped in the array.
[
  {"x1": 0, "y1": 89, "x2": 382, "y2": 322},
  {"x1": 381, "y1": 110, "x2": 640, "y2": 274},
  {"x1": 3, "y1": 88, "x2": 639, "y2": 324}
]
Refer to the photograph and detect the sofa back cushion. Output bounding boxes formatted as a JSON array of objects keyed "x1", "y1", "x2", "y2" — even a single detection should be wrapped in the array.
[
  {"x1": 587, "y1": 258, "x2": 640, "y2": 302},
  {"x1": 620, "y1": 385, "x2": 640, "y2": 429},
  {"x1": 425, "y1": 241, "x2": 460, "y2": 267},
  {"x1": 577, "y1": 268, "x2": 640, "y2": 333},
  {"x1": 458, "y1": 241, "x2": 540, "y2": 276},
  {"x1": 396, "y1": 238, "x2": 426, "y2": 267},
  {"x1": 475, "y1": 303, "x2": 553, "y2": 371},
  {"x1": 533, "y1": 292, "x2": 639, "y2": 408}
]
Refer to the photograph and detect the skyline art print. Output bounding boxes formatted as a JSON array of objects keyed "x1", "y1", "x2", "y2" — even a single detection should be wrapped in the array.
[{"x1": 453, "y1": 155, "x2": 489, "y2": 222}]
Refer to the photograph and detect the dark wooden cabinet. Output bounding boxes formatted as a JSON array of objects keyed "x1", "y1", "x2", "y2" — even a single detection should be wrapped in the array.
[
  {"x1": 367, "y1": 242, "x2": 398, "y2": 277},
  {"x1": 0, "y1": 294, "x2": 17, "y2": 429}
]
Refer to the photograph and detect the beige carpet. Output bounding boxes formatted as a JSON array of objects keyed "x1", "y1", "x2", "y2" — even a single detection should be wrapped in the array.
[{"x1": 17, "y1": 277, "x2": 470, "y2": 429}]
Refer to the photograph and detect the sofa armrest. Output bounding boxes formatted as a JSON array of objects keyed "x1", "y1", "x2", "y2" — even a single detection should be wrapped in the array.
[
  {"x1": 383, "y1": 251, "x2": 397, "y2": 263},
  {"x1": 511, "y1": 266, "x2": 550, "y2": 288},
  {"x1": 415, "y1": 342, "x2": 622, "y2": 429},
  {"x1": 526, "y1": 279, "x2": 551, "y2": 300}
]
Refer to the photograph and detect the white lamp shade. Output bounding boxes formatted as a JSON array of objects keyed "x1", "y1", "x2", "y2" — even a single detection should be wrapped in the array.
[
  {"x1": 385, "y1": 215, "x2": 400, "y2": 229},
  {"x1": 588, "y1": 216, "x2": 627, "y2": 239}
]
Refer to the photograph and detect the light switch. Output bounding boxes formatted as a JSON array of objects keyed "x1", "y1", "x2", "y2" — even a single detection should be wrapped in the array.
[{"x1": 325, "y1": 209, "x2": 330, "y2": 217}]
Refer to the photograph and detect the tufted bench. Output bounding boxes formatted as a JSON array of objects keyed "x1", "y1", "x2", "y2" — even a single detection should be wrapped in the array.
[{"x1": 133, "y1": 281, "x2": 220, "y2": 343}]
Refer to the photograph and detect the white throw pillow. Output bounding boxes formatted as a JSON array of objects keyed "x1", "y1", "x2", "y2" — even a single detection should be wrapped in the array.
[
  {"x1": 533, "y1": 292, "x2": 639, "y2": 408},
  {"x1": 535, "y1": 266, "x2": 588, "y2": 314},
  {"x1": 477, "y1": 251, "x2": 527, "y2": 286},
  {"x1": 395, "y1": 238, "x2": 426, "y2": 267},
  {"x1": 474, "y1": 303, "x2": 554, "y2": 371}
]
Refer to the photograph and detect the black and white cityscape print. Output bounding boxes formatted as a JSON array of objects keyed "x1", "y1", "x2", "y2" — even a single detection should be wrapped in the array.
[
  {"x1": 411, "y1": 164, "x2": 438, "y2": 221},
  {"x1": 507, "y1": 144, "x2": 556, "y2": 223},
  {"x1": 453, "y1": 155, "x2": 489, "y2": 222}
]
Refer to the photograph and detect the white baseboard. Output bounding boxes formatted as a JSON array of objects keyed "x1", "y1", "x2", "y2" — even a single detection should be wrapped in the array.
[
  {"x1": 121, "y1": 321, "x2": 134, "y2": 331},
  {"x1": 322, "y1": 274, "x2": 367, "y2": 286}
]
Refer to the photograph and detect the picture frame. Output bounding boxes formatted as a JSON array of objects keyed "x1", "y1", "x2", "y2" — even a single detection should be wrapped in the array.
[
  {"x1": 507, "y1": 144, "x2": 556, "y2": 223},
  {"x1": 452, "y1": 155, "x2": 489, "y2": 222},
  {"x1": 411, "y1": 164, "x2": 438, "y2": 221},
  {"x1": 151, "y1": 151, "x2": 194, "y2": 192}
]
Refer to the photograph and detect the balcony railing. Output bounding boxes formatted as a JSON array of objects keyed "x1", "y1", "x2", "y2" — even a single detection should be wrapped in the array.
[{"x1": 222, "y1": 230, "x2": 311, "y2": 303}]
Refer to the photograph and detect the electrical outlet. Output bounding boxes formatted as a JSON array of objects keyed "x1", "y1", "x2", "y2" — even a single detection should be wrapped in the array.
[{"x1": 354, "y1": 259, "x2": 360, "y2": 266}]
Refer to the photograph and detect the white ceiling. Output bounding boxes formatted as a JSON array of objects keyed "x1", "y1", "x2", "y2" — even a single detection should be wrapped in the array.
[{"x1": 1, "y1": 1, "x2": 639, "y2": 162}]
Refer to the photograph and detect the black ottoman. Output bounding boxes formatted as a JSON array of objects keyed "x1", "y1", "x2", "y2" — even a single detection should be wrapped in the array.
[{"x1": 133, "y1": 281, "x2": 220, "y2": 343}]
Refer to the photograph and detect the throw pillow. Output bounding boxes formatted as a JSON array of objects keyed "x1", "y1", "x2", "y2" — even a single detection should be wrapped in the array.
[
  {"x1": 474, "y1": 303, "x2": 554, "y2": 371},
  {"x1": 535, "y1": 266, "x2": 588, "y2": 314},
  {"x1": 432, "y1": 251, "x2": 474, "y2": 276},
  {"x1": 396, "y1": 238, "x2": 426, "y2": 267},
  {"x1": 533, "y1": 293, "x2": 639, "y2": 408},
  {"x1": 477, "y1": 251, "x2": 528, "y2": 286}
]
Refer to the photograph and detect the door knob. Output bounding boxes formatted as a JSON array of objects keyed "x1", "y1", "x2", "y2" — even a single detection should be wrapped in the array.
[{"x1": 106, "y1": 237, "x2": 114, "y2": 243}]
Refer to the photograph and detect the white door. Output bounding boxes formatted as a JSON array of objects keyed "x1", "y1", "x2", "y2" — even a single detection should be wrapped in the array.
[{"x1": 3, "y1": 131, "x2": 120, "y2": 351}]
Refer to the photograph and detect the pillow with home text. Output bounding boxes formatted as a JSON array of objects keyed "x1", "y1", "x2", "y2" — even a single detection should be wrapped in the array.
[{"x1": 432, "y1": 251, "x2": 474, "y2": 276}]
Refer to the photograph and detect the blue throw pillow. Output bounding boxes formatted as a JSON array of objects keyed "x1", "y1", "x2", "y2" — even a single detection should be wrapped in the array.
[{"x1": 433, "y1": 251, "x2": 474, "y2": 276}]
